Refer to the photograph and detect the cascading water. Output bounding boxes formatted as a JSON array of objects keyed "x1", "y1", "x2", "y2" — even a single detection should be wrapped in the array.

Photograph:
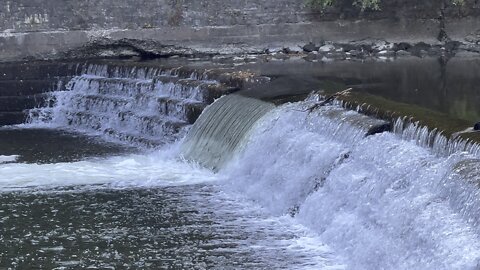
[
  {"x1": 3, "y1": 66, "x2": 480, "y2": 269},
  {"x1": 216, "y1": 96, "x2": 480, "y2": 269},
  {"x1": 180, "y1": 94, "x2": 276, "y2": 170},
  {"x1": 26, "y1": 64, "x2": 225, "y2": 146}
]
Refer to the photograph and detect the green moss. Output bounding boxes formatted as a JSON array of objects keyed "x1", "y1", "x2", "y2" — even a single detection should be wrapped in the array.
[
  {"x1": 334, "y1": 92, "x2": 479, "y2": 142},
  {"x1": 316, "y1": 80, "x2": 348, "y2": 93},
  {"x1": 459, "y1": 132, "x2": 480, "y2": 143}
]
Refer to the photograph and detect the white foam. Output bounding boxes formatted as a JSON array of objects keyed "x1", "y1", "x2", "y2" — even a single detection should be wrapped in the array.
[
  {"x1": 4, "y1": 90, "x2": 480, "y2": 269},
  {"x1": 26, "y1": 68, "x2": 209, "y2": 146},
  {"x1": 0, "y1": 155, "x2": 19, "y2": 164},
  {"x1": 222, "y1": 105, "x2": 350, "y2": 215},
  {"x1": 297, "y1": 134, "x2": 480, "y2": 270},
  {"x1": 0, "y1": 152, "x2": 216, "y2": 192},
  {"x1": 220, "y1": 102, "x2": 480, "y2": 270}
]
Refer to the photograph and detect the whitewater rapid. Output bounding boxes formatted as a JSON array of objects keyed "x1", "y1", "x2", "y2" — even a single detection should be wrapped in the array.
[
  {"x1": 220, "y1": 101, "x2": 480, "y2": 270},
  {"x1": 0, "y1": 138, "x2": 346, "y2": 269},
  {"x1": 0, "y1": 155, "x2": 18, "y2": 164},
  {"x1": 3, "y1": 91, "x2": 480, "y2": 269},
  {"x1": 0, "y1": 145, "x2": 217, "y2": 192}
]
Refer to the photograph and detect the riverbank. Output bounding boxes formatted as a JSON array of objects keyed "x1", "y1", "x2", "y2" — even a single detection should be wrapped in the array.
[{"x1": 1, "y1": 0, "x2": 480, "y2": 62}]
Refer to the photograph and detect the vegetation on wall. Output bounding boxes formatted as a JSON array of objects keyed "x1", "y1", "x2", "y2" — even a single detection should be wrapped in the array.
[{"x1": 306, "y1": 0, "x2": 465, "y2": 11}]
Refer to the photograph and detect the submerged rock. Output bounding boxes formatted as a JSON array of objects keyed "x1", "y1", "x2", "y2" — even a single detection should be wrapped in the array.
[
  {"x1": 326, "y1": 52, "x2": 347, "y2": 60},
  {"x1": 340, "y1": 43, "x2": 358, "y2": 52},
  {"x1": 474, "y1": 122, "x2": 480, "y2": 131},
  {"x1": 303, "y1": 42, "x2": 319, "y2": 53},
  {"x1": 444, "y1": 41, "x2": 462, "y2": 53},
  {"x1": 396, "y1": 50, "x2": 411, "y2": 57},
  {"x1": 408, "y1": 42, "x2": 432, "y2": 57},
  {"x1": 348, "y1": 50, "x2": 366, "y2": 59},
  {"x1": 282, "y1": 47, "x2": 300, "y2": 54},
  {"x1": 393, "y1": 42, "x2": 412, "y2": 52},
  {"x1": 304, "y1": 52, "x2": 318, "y2": 62},
  {"x1": 372, "y1": 40, "x2": 393, "y2": 52},
  {"x1": 319, "y1": 44, "x2": 335, "y2": 52},
  {"x1": 465, "y1": 30, "x2": 480, "y2": 44},
  {"x1": 366, "y1": 122, "x2": 392, "y2": 136},
  {"x1": 427, "y1": 46, "x2": 443, "y2": 56},
  {"x1": 376, "y1": 50, "x2": 395, "y2": 57}
]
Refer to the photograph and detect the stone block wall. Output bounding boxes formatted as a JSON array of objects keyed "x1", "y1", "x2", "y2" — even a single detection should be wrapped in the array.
[{"x1": 0, "y1": 0, "x2": 479, "y2": 61}]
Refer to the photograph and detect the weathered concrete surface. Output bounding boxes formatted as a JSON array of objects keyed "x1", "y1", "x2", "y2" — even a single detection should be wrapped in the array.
[
  {"x1": 0, "y1": 0, "x2": 479, "y2": 61},
  {"x1": 0, "y1": 112, "x2": 26, "y2": 125},
  {"x1": 0, "y1": 61, "x2": 78, "y2": 125}
]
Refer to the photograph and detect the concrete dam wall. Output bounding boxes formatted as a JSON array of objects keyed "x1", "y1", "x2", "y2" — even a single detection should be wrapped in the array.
[{"x1": 1, "y1": 0, "x2": 480, "y2": 61}]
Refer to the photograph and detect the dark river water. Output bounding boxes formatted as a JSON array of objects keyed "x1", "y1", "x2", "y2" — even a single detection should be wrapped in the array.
[
  {"x1": 0, "y1": 185, "x2": 334, "y2": 269},
  {"x1": 241, "y1": 56, "x2": 480, "y2": 123},
  {"x1": 0, "y1": 127, "x2": 133, "y2": 164}
]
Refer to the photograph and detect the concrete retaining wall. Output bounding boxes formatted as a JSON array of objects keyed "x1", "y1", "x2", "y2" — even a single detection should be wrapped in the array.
[{"x1": 1, "y1": 0, "x2": 480, "y2": 61}]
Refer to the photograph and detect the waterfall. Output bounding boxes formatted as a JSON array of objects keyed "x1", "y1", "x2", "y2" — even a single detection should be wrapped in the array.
[
  {"x1": 180, "y1": 94, "x2": 276, "y2": 170},
  {"x1": 180, "y1": 94, "x2": 480, "y2": 269},
  {"x1": 9, "y1": 62, "x2": 480, "y2": 269},
  {"x1": 180, "y1": 92, "x2": 391, "y2": 171},
  {"x1": 27, "y1": 64, "x2": 229, "y2": 147}
]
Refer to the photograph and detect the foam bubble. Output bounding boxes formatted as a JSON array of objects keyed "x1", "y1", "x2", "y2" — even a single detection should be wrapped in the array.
[
  {"x1": 0, "y1": 153, "x2": 216, "y2": 192},
  {"x1": 0, "y1": 155, "x2": 18, "y2": 164}
]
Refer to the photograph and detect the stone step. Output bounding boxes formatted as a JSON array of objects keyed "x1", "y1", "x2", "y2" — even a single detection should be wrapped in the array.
[
  {"x1": 0, "y1": 80, "x2": 60, "y2": 96},
  {"x1": 75, "y1": 75, "x2": 232, "y2": 104},
  {"x1": 69, "y1": 93, "x2": 206, "y2": 124},
  {"x1": 156, "y1": 97, "x2": 206, "y2": 124},
  {"x1": 0, "y1": 111, "x2": 26, "y2": 126},
  {"x1": 80, "y1": 63, "x2": 206, "y2": 81},
  {"x1": 80, "y1": 63, "x2": 232, "y2": 82},
  {"x1": 0, "y1": 62, "x2": 76, "y2": 81},
  {"x1": 71, "y1": 94, "x2": 132, "y2": 113},
  {"x1": 200, "y1": 83, "x2": 237, "y2": 104},
  {"x1": 153, "y1": 76, "x2": 236, "y2": 103},
  {"x1": 65, "y1": 111, "x2": 188, "y2": 139},
  {"x1": 320, "y1": 106, "x2": 392, "y2": 136},
  {"x1": 81, "y1": 63, "x2": 166, "y2": 80},
  {"x1": 115, "y1": 111, "x2": 189, "y2": 134},
  {"x1": 102, "y1": 128, "x2": 164, "y2": 147},
  {"x1": 72, "y1": 66, "x2": 238, "y2": 103},
  {"x1": 168, "y1": 66, "x2": 269, "y2": 90},
  {"x1": 79, "y1": 63, "x2": 262, "y2": 91},
  {"x1": 71, "y1": 76, "x2": 154, "y2": 97},
  {"x1": 0, "y1": 94, "x2": 50, "y2": 112}
]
